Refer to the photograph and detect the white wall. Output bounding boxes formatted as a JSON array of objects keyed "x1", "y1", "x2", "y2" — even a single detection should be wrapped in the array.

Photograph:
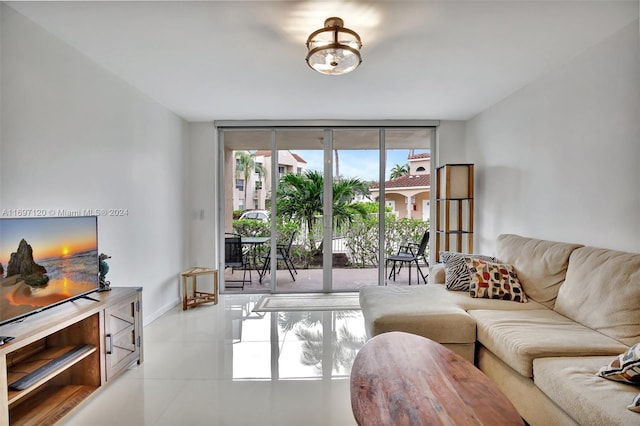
[
  {"x1": 187, "y1": 122, "x2": 217, "y2": 268},
  {"x1": 436, "y1": 121, "x2": 466, "y2": 166},
  {"x1": 465, "y1": 19, "x2": 640, "y2": 254},
  {"x1": 0, "y1": 5, "x2": 189, "y2": 323}
]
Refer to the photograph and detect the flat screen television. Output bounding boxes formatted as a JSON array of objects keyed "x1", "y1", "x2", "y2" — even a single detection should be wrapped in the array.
[{"x1": 0, "y1": 216, "x2": 99, "y2": 327}]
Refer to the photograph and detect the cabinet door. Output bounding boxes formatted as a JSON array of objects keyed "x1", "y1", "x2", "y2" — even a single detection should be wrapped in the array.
[{"x1": 104, "y1": 294, "x2": 141, "y2": 381}]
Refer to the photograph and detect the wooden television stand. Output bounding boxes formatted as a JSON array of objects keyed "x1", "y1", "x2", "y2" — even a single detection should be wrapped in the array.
[{"x1": 0, "y1": 287, "x2": 143, "y2": 426}]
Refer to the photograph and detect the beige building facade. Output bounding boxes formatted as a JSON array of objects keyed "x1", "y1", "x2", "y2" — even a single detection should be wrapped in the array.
[
  {"x1": 231, "y1": 150, "x2": 307, "y2": 212},
  {"x1": 370, "y1": 153, "x2": 431, "y2": 220}
]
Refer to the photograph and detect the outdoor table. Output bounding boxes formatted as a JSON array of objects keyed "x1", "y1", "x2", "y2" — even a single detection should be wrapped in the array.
[{"x1": 241, "y1": 236, "x2": 270, "y2": 279}]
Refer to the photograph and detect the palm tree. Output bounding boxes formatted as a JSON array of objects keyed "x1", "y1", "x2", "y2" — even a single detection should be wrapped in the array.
[
  {"x1": 283, "y1": 311, "x2": 365, "y2": 375},
  {"x1": 276, "y1": 170, "x2": 369, "y2": 252},
  {"x1": 277, "y1": 171, "x2": 323, "y2": 249},
  {"x1": 235, "y1": 151, "x2": 266, "y2": 209},
  {"x1": 390, "y1": 163, "x2": 410, "y2": 179},
  {"x1": 332, "y1": 177, "x2": 369, "y2": 230}
]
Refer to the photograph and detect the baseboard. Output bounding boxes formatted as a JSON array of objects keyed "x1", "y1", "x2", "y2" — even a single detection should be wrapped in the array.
[{"x1": 143, "y1": 297, "x2": 181, "y2": 326}]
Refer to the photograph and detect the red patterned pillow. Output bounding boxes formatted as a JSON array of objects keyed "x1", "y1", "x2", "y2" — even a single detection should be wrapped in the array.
[
  {"x1": 598, "y1": 343, "x2": 640, "y2": 385},
  {"x1": 465, "y1": 258, "x2": 528, "y2": 303}
]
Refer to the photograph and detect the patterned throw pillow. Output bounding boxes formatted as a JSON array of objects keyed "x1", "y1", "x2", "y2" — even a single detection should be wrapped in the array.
[
  {"x1": 597, "y1": 343, "x2": 640, "y2": 385},
  {"x1": 465, "y1": 258, "x2": 528, "y2": 302},
  {"x1": 440, "y1": 252, "x2": 497, "y2": 291}
]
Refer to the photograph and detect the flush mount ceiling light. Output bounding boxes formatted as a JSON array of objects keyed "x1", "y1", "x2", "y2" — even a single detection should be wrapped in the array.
[{"x1": 306, "y1": 17, "x2": 362, "y2": 75}]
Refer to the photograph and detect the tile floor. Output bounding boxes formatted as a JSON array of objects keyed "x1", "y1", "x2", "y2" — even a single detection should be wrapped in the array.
[{"x1": 63, "y1": 293, "x2": 366, "y2": 426}]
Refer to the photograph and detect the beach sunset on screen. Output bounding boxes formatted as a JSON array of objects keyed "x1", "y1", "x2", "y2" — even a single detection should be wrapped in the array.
[
  {"x1": 0, "y1": 217, "x2": 97, "y2": 263},
  {"x1": 40, "y1": 236, "x2": 95, "y2": 260},
  {"x1": 0, "y1": 216, "x2": 99, "y2": 328}
]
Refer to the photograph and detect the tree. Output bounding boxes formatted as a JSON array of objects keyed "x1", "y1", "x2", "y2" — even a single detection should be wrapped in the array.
[
  {"x1": 276, "y1": 170, "x2": 369, "y2": 252},
  {"x1": 390, "y1": 163, "x2": 410, "y2": 179},
  {"x1": 235, "y1": 151, "x2": 266, "y2": 209},
  {"x1": 332, "y1": 177, "x2": 370, "y2": 230},
  {"x1": 277, "y1": 311, "x2": 365, "y2": 375}
]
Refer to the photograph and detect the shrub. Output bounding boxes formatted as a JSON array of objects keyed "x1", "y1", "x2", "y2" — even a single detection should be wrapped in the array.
[
  {"x1": 233, "y1": 215, "x2": 429, "y2": 270},
  {"x1": 232, "y1": 219, "x2": 270, "y2": 237},
  {"x1": 344, "y1": 216, "x2": 429, "y2": 268}
]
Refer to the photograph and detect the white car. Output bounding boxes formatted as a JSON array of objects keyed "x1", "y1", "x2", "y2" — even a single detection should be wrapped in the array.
[{"x1": 239, "y1": 210, "x2": 270, "y2": 221}]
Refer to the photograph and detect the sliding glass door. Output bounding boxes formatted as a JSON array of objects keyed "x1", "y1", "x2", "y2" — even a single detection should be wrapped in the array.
[
  {"x1": 218, "y1": 122, "x2": 435, "y2": 294},
  {"x1": 331, "y1": 129, "x2": 381, "y2": 290},
  {"x1": 269, "y1": 129, "x2": 326, "y2": 293}
]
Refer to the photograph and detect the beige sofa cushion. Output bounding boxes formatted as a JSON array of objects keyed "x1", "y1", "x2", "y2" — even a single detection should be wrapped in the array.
[
  {"x1": 534, "y1": 356, "x2": 640, "y2": 426},
  {"x1": 429, "y1": 263, "x2": 446, "y2": 284},
  {"x1": 496, "y1": 234, "x2": 583, "y2": 308},
  {"x1": 359, "y1": 284, "x2": 546, "y2": 342},
  {"x1": 477, "y1": 348, "x2": 579, "y2": 426},
  {"x1": 366, "y1": 308, "x2": 476, "y2": 344},
  {"x1": 469, "y1": 309, "x2": 628, "y2": 377},
  {"x1": 554, "y1": 246, "x2": 640, "y2": 346},
  {"x1": 359, "y1": 286, "x2": 476, "y2": 345}
]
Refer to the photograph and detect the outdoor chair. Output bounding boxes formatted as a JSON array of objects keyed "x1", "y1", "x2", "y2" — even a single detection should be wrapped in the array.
[
  {"x1": 260, "y1": 231, "x2": 297, "y2": 283},
  {"x1": 386, "y1": 230, "x2": 429, "y2": 285},
  {"x1": 225, "y1": 233, "x2": 250, "y2": 289}
]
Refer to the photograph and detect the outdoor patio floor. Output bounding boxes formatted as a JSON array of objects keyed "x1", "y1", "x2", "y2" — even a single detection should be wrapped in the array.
[{"x1": 223, "y1": 264, "x2": 429, "y2": 293}]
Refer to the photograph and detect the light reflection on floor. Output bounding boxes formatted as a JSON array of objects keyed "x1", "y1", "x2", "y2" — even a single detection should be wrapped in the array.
[{"x1": 63, "y1": 293, "x2": 366, "y2": 426}]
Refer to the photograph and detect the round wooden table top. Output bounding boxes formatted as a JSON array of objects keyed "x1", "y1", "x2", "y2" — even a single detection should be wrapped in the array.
[{"x1": 350, "y1": 332, "x2": 523, "y2": 426}]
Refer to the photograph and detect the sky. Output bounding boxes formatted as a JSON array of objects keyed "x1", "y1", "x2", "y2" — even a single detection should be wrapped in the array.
[
  {"x1": 291, "y1": 149, "x2": 429, "y2": 182},
  {"x1": 0, "y1": 217, "x2": 97, "y2": 263}
]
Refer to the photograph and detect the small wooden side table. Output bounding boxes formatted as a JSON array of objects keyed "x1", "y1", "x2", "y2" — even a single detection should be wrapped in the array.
[{"x1": 181, "y1": 267, "x2": 218, "y2": 310}]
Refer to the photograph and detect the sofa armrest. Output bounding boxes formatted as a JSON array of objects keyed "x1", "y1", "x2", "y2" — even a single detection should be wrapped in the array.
[{"x1": 429, "y1": 263, "x2": 446, "y2": 284}]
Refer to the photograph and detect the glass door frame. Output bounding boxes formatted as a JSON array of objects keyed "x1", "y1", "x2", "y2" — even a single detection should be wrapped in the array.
[{"x1": 216, "y1": 120, "x2": 439, "y2": 293}]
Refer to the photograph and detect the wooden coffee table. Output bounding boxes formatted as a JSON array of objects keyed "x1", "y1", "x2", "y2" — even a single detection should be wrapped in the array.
[{"x1": 350, "y1": 331, "x2": 523, "y2": 425}]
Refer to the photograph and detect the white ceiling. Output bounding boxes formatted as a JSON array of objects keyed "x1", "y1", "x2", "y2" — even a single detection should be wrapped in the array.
[{"x1": 5, "y1": 1, "x2": 637, "y2": 122}]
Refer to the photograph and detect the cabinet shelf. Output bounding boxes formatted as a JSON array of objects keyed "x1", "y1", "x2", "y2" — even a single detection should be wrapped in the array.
[
  {"x1": 7, "y1": 344, "x2": 97, "y2": 406},
  {"x1": 435, "y1": 164, "x2": 474, "y2": 261},
  {"x1": 10, "y1": 385, "x2": 97, "y2": 426},
  {"x1": 0, "y1": 287, "x2": 143, "y2": 425}
]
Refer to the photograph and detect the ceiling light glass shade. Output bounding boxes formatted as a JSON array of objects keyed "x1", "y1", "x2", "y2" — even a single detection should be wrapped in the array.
[{"x1": 306, "y1": 17, "x2": 362, "y2": 75}]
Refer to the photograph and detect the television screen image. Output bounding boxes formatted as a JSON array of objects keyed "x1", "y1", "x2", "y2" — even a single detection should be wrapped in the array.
[{"x1": 0, "y1": 216, "x2": 99, "y2": 326}]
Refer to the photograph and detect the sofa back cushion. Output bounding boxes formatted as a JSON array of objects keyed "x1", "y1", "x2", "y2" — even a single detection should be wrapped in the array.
[
  {"x1": 554, "y1": 246, "x2": 640, "y2": 346},
  {"x1": 496, "y1": 234, "x2": 583, "y2": 308}
]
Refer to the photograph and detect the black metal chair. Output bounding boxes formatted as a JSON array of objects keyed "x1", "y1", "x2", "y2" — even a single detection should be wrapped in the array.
[
  {"x1": 260, "y1": 231, "x2": 297, "y2": 283},
  {"x1": 225, "y1": 233, "x2": 250, "y2": 289},
  {"x1": 386, "y1": 230, "x2": 429, "y2": 285}
]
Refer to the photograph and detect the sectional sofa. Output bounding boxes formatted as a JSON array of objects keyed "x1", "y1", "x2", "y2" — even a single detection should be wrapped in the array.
[{"x1": 359, "y1": 234, "x2": 640, "y2": 425}]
